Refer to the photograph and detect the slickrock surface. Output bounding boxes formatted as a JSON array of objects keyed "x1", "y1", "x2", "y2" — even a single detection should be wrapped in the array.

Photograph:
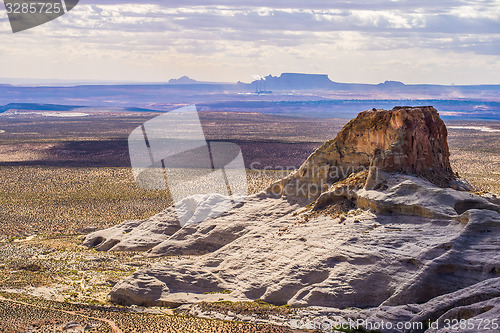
[{"x1": 84, "y1": 107, "x2": 500, "y2": 332}]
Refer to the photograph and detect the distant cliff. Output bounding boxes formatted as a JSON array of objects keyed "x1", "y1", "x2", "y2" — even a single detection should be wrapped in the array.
[
  {"x1": 168, "y1": 76, "x2": 198, "y2": 84},
  {"x1": 253, "y1": 73, "x2": 336, "y2": 90}
]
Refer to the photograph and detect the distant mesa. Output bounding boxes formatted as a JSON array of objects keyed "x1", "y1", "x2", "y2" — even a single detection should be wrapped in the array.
[
  {"x1": 252, "y1": 73, "x2": 336, "y2": 90},
  {"x1": 1, "y1": 74, "x2": 499, "y2": 120},
  {"x1": 168, "y1": 76, "x2": 199, "y2": 85},
  {"x1": 249, "y1": 74, "x2": 408, "y2": 91},
  {"x1": 377, "y1": 80, "x2": 406, "y2": 88}
]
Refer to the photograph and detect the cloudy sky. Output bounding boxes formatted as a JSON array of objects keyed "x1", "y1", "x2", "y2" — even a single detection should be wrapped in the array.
[{"x1": 1, "y1": 0, "x2": 499, "y2": 84}]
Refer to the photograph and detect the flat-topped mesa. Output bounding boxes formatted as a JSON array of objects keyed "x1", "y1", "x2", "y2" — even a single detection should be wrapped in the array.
[{"x1": 267, "y1": 106, "x2": 460, "y2": 201}]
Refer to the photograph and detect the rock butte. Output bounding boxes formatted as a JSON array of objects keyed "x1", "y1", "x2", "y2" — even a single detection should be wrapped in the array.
[
  {"x1": 268, "y1": 106, "x2": 466, "y2": 202},
  {"x1": 84, "y1": 107, "x2": 500, "y2": 332}
]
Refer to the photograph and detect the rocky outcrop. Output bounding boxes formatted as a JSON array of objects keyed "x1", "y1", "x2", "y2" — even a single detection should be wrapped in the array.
[
  {"x1": 108, "y1": 175, "x2": 500, "y2": 309},
  {"x1": 299, "y1": 277, "x2": 500, "y2": 333},
  {"x1": 267, "y1": 106, "x2": 461, "y2": 201},
  {"x1": 85, "y1": 106, "x2": 500, "y2": 332}
]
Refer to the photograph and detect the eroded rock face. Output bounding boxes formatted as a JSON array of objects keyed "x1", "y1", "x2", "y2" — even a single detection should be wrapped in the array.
[
  {"x1": 268, "y1": 106, "x2": 457, "y2": 200},
  {"x1": 108, "y1": 175, "x2": 500, "y2": 310}
]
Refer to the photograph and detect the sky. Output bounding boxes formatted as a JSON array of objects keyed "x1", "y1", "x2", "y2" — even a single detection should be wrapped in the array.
[{"x1": 1, "y1": 0, "x2": 500, "y2": 85}]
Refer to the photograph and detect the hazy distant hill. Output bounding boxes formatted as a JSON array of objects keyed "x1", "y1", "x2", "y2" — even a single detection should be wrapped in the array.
[
  {"x1": 257, "y1": 73, "x2": 336, "y2": 90},
  {"x1": 245, "y1": 73, "x2": 500, "y2": 97},
  {"x1": 0, "y1": 73, "x2": 499, "y2": 120},
  {"x1": 377, "y1": 80, "x2": 406, "y2": 88},
  {"x1": 168, "y1": 76, "x2": 230, "y2": 85},
  {"x1": 168, "y1": 76, "x2": 199, "y2": 84}
]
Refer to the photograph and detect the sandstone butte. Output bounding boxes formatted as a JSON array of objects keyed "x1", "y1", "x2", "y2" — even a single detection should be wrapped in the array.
[
  {"x1": 267, "y1": 106, "x2": 467, "y2": 202},
  {"x1": 84, "y1": 106, "x2": 500, "y2": 332}
]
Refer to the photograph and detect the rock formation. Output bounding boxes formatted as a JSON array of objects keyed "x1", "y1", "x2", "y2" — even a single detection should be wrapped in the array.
[
  {"x1": 267, "y1": 106, "x2": 465, "y2": 201},
  {"x1": 84, "y1": 106, "x2": 500, "y2": 332},
  {"x1": 257, "y1": 73, "x2": 335, "y2": 90}
]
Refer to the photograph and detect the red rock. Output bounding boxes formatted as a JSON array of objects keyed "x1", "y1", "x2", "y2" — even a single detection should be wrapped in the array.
[{"x1": 268, "y1": 106, "x2": 457, "y2": 200}]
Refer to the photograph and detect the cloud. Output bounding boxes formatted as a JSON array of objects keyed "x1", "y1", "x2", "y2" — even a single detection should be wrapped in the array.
[
  {"x1": 70, "y1": 4, "x2": 499, "y2": 57},
  {"x1": 0, "y1": 1, "x2": 499, "y2": 83}
]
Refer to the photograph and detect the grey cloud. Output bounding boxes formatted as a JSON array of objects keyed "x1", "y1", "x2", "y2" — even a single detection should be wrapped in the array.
[
  {"x1": 68, "y1": 5, "x2": 500, "y2": 34},
  {"x1": 81, "y1": 0, "x2": 474, "y2": 12},
  {"x1": 23, "y1": 0, "x2": 500, "y2": 57}
]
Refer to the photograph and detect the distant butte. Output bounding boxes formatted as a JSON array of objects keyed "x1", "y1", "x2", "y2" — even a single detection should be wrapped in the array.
[
  {"x1": 167, "y1": 76, "x2": 199, "y2": 84},
  {"x1": 269, "y1": 106, "x2": 468, "y2": 201}
]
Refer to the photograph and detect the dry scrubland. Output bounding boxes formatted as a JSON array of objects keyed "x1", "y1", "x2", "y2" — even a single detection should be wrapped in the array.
[
  {"x1": 0, "y1": 111, "x2": 335, "y2": 238},
  {"x1": 447, "y1": 122, "x2": 500, "y2": 194},
  {"x1": 0, "y1": 110, "x2": 498, "y2": 332},
  {"x1": 0, "y1": 167, "x2": 291, "y2": 238},
  {"x1": 0, "y1": 167, "x2": 171, "y2": 237},
  {"x1": 0, "y1": 114, "x2": 497, "y2": 238},
  {"x1": 0, "y1": 237, "x2": 309, "y2": 332},
  {"x1": 0, "y1": 292, "x2": 305, "y2": 333}
]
